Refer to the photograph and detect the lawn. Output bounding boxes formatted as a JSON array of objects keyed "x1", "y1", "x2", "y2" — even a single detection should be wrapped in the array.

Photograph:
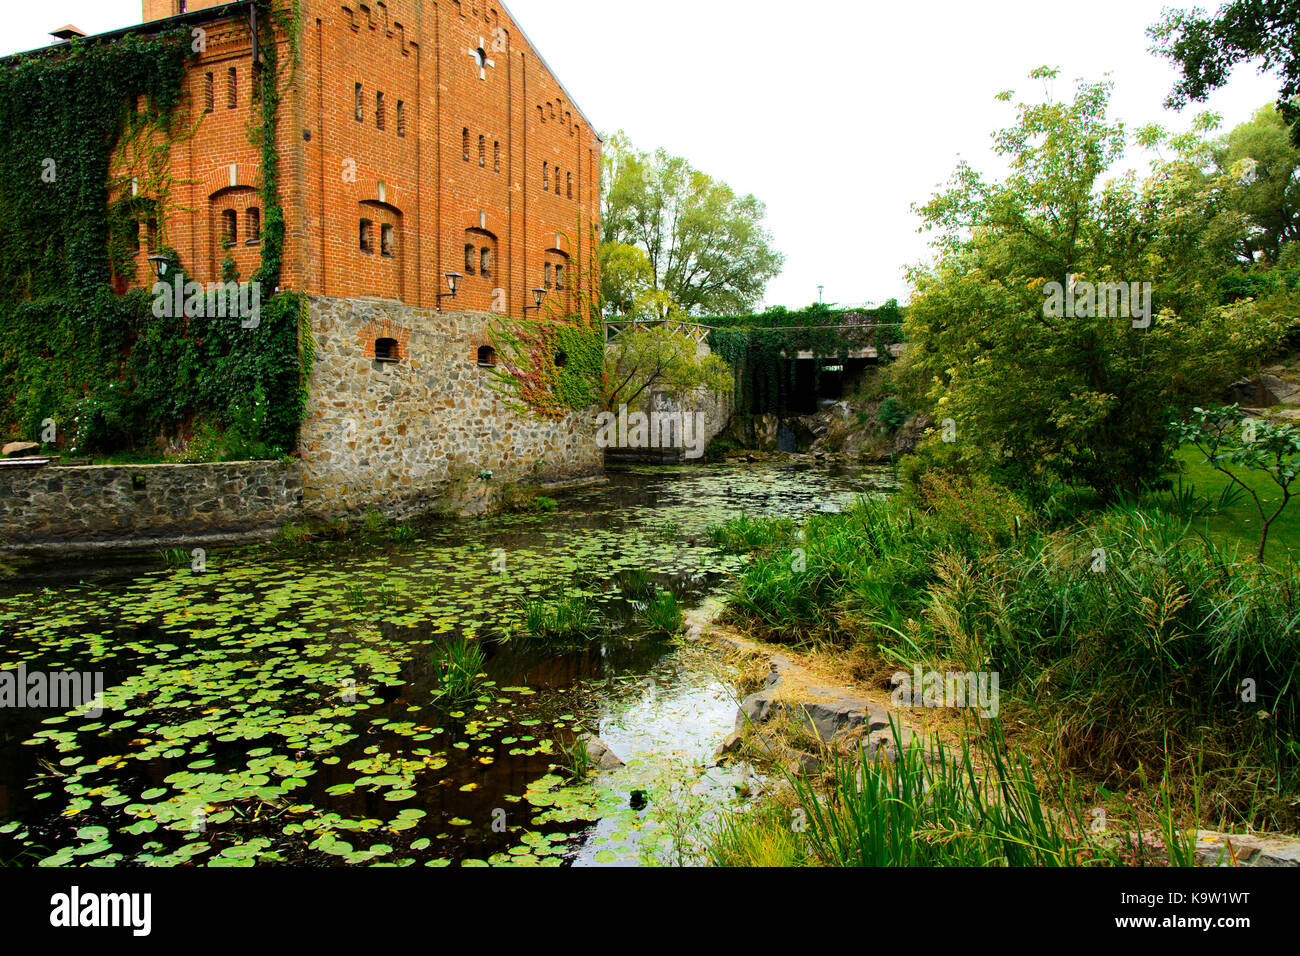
[{"x1": 1167, "y1": 444, "x2": 1300, "y2": 566}]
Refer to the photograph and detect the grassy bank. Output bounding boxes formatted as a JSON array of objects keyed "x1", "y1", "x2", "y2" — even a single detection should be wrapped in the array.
[{"x1": 708, "y1": 482, "x2": 1299, "y2": 837}]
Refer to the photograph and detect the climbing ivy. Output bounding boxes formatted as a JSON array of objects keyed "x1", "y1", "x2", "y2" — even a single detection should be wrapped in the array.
[
  {"x1": 707, "y1": 301, "x2": 906, "y2": 415},
  {"x1": 0, "y1": 5, "x2": 311, "y2": 458}
]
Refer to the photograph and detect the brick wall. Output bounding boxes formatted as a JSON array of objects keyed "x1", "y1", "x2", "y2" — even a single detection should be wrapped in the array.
[{"x1": 131, "y1": 0, "x2": 602, "y2": 322}]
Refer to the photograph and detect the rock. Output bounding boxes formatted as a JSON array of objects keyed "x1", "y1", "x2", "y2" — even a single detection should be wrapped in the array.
[
  {"x1": 582, "y1": 734, "x2": 626, "y2": 770},
  {"x1": 1223, "y1": 374, "x2": 1300, "y2": 408},
  {"x1": 2, "y1": 442, "x2": 40, "y2": 458},
  {"x1": 1195, "y1": 831, "x2": 1300, "y2": 867},
  {"x1": 737, "y1": 666, "x2": 889, "y2": 744}
]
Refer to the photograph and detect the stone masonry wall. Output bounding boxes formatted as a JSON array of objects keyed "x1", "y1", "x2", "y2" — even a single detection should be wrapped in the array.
[
  {"x1": 298, "y1": 295, "x2": 602, "y2": 517},
  {"x1": 0, "y1": 461, "x2": 301, "y2": 554}
]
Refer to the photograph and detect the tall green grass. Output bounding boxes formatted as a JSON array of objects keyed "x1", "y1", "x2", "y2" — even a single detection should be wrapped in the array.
[
  {"x1": 712, "y1": 493, "x2": 1300, "y2": 828},
  {"x1": 521, "y1": 594, "x2": 603, "y2": 643},
  {"x1": 431, "y1": 636, "x2": 487, "y2": 705}
]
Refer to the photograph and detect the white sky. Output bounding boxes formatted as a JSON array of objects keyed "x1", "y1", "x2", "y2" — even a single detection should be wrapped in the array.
[{"x1": 3, "y1": 0, "x2": 1284, "y2": 310}]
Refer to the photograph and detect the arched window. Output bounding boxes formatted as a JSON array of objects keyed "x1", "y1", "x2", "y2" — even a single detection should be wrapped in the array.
[
  {"x1": 360, "y1": 218, "x2": 374, "y2": 253},
  {"x1": 245, "y1": 207, "x2": 261, "y2": 244},
  {"x1": 477, "y1": 345, "x2": 497, "y2": 367},
  {"x1": 375, "y1": 337, "x2": 400, "y2": 363},
  {"x1": 381, "y1": 223, "x2": 395, "y2": 258},
  {"x1": 464, "y1": 243, "x2": 476, "y2": 275},
  {"x1": 221, "y1": 209, "x2": 237, "y2": 247}
]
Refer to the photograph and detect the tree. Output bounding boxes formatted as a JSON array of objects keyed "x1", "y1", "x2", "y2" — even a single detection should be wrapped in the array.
[
  {"x1": 1177, "y1": 405, "x2": 1300, "y2": 561},
  {"x1": 602, "y1": 323, "x2": 732, "y2": 412},
  {"x1": 1150, "y1": 0, "x2": 1300, "y2": 147},
  {"x1": 601, "y1": 131, "x2": 783, "y2": 316},
  {"x1": 895, "y1": 70, "x2": 1284, "y2": 498},
  {"x1": 1211, "y1": 104, "x2": 1300, "y2": 265}
]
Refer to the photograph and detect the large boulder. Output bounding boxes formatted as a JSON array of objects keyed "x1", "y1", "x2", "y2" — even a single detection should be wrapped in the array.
[
  {"x1": 1222, "y1": 374, "x2": 1300, "y2": 408},
  {"x1": 2, "y1": 441, "x2": 40, "y2": 458},
  {"x1": 581, "y1": 734, "x2": 626, "y2": 770}
]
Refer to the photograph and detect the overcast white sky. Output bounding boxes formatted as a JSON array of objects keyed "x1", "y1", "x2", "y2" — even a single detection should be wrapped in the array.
[{"x1": 4, "y1": 0, "x2": 1284, "y2": 309}]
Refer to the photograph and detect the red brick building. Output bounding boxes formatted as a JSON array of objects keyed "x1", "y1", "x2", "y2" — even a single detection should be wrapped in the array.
[{"x1": 119, "y1": 0, "x2": 600, "y2": 318}]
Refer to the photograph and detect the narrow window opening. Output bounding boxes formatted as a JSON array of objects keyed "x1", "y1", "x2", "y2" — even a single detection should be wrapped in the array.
[
  {"x1": 555, "y1": 350, "x2": 568, "y2": 368},
  {"x1": 480, "y1": 247, "x2": 492, "y2": 279},
  {"x1": 567, "y1": 172, "x2": 573, "y2": 199},
  {"x1": 542, "y1": 162, "x2": 549, "y2": 191},
  {"x1": 245, "y1": 207, "x2": 261, "y2": 244},
  {"x1": 221, "y1": 209, "x2": 237, "y2": 247},
  {"x1": 375, "y1": 337, "x2": 400, "y2": 363},
  {"x1": 463, "y1": 128, "x2": 470, "y2": 162},
  {"x1": 478, "y1": 134, "x2": 486, "y2": 167},
  {"x1": 146, "y1": 217, "x2": 159, "y2": 253},
  {"x1": 477, "y1": 345, "x2": 498, "y2": 367},
  {"x1": 204, "y1": 73, "x2": 214, "y2": 113},
  {"x1": 544, "y1": 262, "x2": 552, "y2": 290},
  {"x1": 360, "y1": 218, "x2": 374, "y2": 253},
  {"x1": 493, "y1": 140, "x2": 500, "y2": 173},
  {"x1": 355, "y1": 82, "x2": 364, "y2": 122},
  {"x1": 376, "y1": 91, "x2": 385, "y2": 129},
  {"x1": 127, "y1": 219, "x2": 141, "y2": 255},
  {"x1": 396, "y1": 100, "x2": 405, "y2": 137},
  {"x1": 381, "y1": 223, "x2": 395, "y2": 258},
  {"x1": 464, "y1": 243, "x2": 476, "y2": 275},
  {"x1": 556, "y1": 264, "x2": 565, "y2": 290},
  {"x1": 227, "y1": 67, "x2": 237, "y2": 109},
  {"x1": 555, "y1": 168, "x2": 562, "y2": 195}
]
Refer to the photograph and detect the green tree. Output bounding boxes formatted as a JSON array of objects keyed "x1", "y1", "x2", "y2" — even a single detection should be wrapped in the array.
[
  {"x1": 601, "y1": 131, "x2": 783, "y2": 316},
  {"x1": 1150, "y1": 0, "x2": 1300, "y2": 146},
  {"x1": 1212, "y1": 104, "x2": 1300, "y2": 264},
  {"x1": 602, "y1": 323, "x2": 732, "y2": 412},
  {"x1": 896, "y1": 70, "x2": 1283, "y2": 498}
]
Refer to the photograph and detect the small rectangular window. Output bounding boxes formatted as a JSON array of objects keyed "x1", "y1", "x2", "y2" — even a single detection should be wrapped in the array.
[
  {"x1": 376, "y1": 91, "x2": 385, "y2": 129},
  {"x1": 463, "y1": 128, "x2": 470, "y2": 162},
  {"x1": 567, "y1": 172, "x2": 573, "y2": 199},
  {"x1": 246, "y1": 207, "x2": 261, "y2": 244},
  {"x1": 480, "y1": 247, "x2": 492, "y2": 279},
  {"x1": 396, "y1": 100, "x2": 405, "y2": 137},
  {"x1": 493, "y1": 141, "x2": 500, "y2": 173},
  {"x1": 204, "y1": 73, "x2": 214, "y2": 113},
  {"x1": 381, "y1": 223, "x2": 395, "y2": 258},
  {"x1": 127, "y1": 219, "x2": 141, "y2": 255},
  {"x1": 544, "y1": 262, "x2": 552, "y2": 290},
  {"x1": 146, "y1": 218, "x2": 159, "y2": 253},
  {"x1": 221, "y1": 209, "x2": 238, "y2": 247},
  {"x1": 542, "y1": 162, "x2": 549, "y2": 191},
  {"x1": 227, "y1": 67, "x2": 237, "y2": 109},
  {"x1": 360, "y1": 218, "x2": 374, "y2": 253},
  {"x1": 555, "y1": 167, "x2": 562, "y2": 195},
  {"x1": 464, "y1": 243, "x2": 476, "y2": 274},
  {"x1": 478, "y1": 135, "x2": 486, "y2": 167},
  {"x1": 355, "y1": 83, "x2": 364, "y2": 122},
  {"x1": 556, "y1": 264, "x2": 565, "y2": 290}
]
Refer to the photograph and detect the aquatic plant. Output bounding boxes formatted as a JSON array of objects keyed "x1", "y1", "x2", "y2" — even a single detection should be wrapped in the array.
[
  {"x1": 431, "y1": 636, "x2": 487, "y2": 705},
  {"x1": 642, "y1": 591, "x2": 684, "y2": 636},
  {"x1": 521, "y1": 595, "x2": 603, "y2": 643}
]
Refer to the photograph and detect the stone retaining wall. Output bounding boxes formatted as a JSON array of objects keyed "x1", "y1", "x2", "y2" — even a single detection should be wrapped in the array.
[
  {"x1": 0, "y1": 461, "x2": 301, "y2": 554},
  {"x1": 297, "y1": 296, "x2": 603, "y2": 518}
]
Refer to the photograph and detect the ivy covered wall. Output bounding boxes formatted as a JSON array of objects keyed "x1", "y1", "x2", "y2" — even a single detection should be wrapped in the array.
[{"x1": 0, "y1": 5, "x2": 310, "y2": 460}]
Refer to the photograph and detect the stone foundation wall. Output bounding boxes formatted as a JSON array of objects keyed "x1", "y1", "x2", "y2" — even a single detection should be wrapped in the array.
[
  {"x1": 298, "y1": 296, "x2": 603, "y2": 518},
  {"x1": 0, "y1": 461, "x2": 301, "y2": 554}
]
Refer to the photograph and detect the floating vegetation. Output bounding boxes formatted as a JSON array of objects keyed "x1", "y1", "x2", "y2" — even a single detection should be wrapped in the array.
[
  {"x1": 0, "y1": 463, "x2": 887, "y2": 867},
  {"x1": 521, "y1": 595, "x2": 604, "y2": 644}
]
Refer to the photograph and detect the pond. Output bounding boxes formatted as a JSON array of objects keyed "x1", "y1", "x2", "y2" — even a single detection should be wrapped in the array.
[{"x1": 0, "y1": 461, "x2": 895, "y2": 867}]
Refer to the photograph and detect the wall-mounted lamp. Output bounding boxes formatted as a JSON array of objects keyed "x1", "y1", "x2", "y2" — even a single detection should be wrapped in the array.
[
  {"x1": 523, "y1": 287, "x2": 547, "y2": 316},
  {"x1": 437, "y1": 272, "x2": 462, "y2": 308},
  {"x1": 147, "y1": 253, "x2": 175, "y2": 280}
]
